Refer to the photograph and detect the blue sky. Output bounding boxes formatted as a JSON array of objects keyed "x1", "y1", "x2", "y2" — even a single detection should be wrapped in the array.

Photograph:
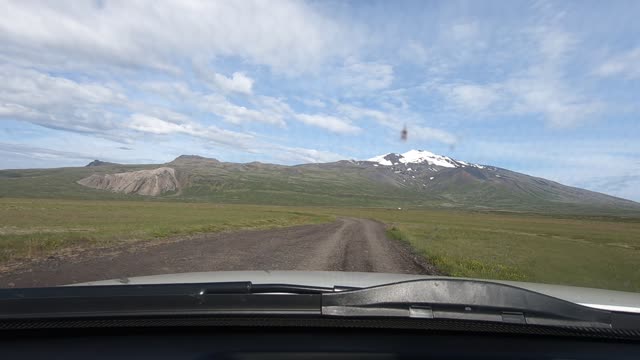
[{"x1": 0, "y1": 0, "x2": 639, "y2": 200}]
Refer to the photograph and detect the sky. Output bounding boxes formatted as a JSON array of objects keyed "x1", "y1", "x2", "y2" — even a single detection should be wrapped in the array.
[{"x1": 0, "y1": 0, "x2": 639, "y2": 201}]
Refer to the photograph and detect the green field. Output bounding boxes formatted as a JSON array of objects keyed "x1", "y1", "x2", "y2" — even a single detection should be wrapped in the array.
[
  {"x1": 0, "y1": 198, "x2": 331, "y2": 263},
  {"x1": 330, "y1": 207, "x2": 640, "y2": 292},
  {"x1": 1, "y1": 198, "x2": 640, "y2": 292}
]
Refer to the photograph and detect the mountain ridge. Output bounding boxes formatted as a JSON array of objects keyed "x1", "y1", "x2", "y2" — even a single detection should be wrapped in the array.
[
  {"x1": 1, "y1": 150, "x2": 638, "y2": 216},
  {"x1": 85, "y1": 160, "x2": 118, "y2": 167}
]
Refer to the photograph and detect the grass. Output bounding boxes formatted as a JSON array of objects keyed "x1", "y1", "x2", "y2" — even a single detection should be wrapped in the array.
[
  {"x1": 1, "y1": 198, "x2": 640, "y2": 292},
  {"x1": 0, "y1": 198, "x2": 332, "y2": 264},
  {"x1": 332, "y1": 207, "x2": 640, "y2": 292}
]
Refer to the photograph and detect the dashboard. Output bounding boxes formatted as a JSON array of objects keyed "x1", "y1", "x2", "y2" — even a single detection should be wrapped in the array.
[{"x1": 2, "y1": 319, "x2": 639, "y2": 359}]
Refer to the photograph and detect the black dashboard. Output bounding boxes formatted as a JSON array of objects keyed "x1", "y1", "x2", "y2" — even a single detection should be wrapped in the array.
[{"x1": 2, "y1": 317, "x2": 639, "y2": 359}]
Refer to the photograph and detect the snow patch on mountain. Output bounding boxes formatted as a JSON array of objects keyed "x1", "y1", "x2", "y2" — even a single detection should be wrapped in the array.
[
  {"x1": 399, "y1": 149, "x2": 458, "y2": 168},
  {"x1": 367, "y1": 150, "x2": 484, "y2": 169},
  {"x1": 367, "y1": 154, "x2": 393, "y2": 166}
]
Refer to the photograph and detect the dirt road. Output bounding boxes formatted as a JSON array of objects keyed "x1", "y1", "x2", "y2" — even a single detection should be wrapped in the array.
[{"x1": 0, "y1": 218, "x2": 437, "y2": 287}]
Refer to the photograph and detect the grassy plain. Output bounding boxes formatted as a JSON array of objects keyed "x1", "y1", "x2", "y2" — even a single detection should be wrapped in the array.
[
  {"x1": 0, "y1": 198, "x2": 331, "y2": 263},
  {"x1": 330, "y1": 207, "x2": 640, "y2": 292},
  {"x1": 1, "y1": 198, "x2": 639, "y2": 292}
]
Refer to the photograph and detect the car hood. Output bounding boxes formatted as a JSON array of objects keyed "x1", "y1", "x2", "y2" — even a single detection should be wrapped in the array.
[{"x1": 73, "y1": 270, "x2": 640, "y2": 314}]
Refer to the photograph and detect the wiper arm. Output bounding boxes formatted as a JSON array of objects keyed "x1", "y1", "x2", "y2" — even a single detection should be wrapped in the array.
[
  {"x1": 202, "y1": 281, "x2": 344, "y2": 294},
  {"x1": 0, "y1": 282, "x2": 345, "y2": 319},
  {"x1": 322, "y1": 279, "x2": 640, "y2": 329}
]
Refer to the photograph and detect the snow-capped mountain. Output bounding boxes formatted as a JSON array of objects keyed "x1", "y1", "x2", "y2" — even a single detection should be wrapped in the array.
[
  {"x1": 367, "y1": 150, "x2": 484, "y2": 169},
  {"x1": 357, "y1": 149, "x2": 494, "y2": 189},
  {"x1": 12, "y1": 152, "x2": 638, "y2": 215}
]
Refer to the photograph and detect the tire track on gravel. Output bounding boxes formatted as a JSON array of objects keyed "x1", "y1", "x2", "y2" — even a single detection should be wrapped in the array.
[{"x1": 0, "y1": 218, "x2": 435, "y2": 287}]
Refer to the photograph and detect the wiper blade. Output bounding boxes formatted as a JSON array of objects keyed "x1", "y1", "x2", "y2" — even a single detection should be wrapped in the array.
[
  {"x1": 0, "y1": 281, "x2": 338, "y2": 299},
  {"x1": 322, "y1": 279, "x2": 640, "y2": 329},
  {"x1": 202, "y1": 281, "x2": 342, "y2": 294},
  {"x1": 0, "y1": 282, "x2": 344, "y2": 319}
]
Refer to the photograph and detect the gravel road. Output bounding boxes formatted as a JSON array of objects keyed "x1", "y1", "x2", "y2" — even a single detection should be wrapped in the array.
[{"x1": 0, "y1": 218, "x2": 437, "y2": 287}]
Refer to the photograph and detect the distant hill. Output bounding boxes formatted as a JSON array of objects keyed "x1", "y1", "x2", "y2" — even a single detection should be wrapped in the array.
[
  {"x1": 85, "y1": 160, "x2": 118, "y2": 167},
  {"x1": 1, "y1": 150, "x2": 639, "y2": 216}
]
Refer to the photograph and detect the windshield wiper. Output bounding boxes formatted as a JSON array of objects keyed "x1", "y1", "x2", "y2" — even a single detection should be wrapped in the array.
[
  {"x1": 0, "y1": 282, "x2": 343, "y2": 319},
  {"x1": 200, "y1": 281, "x2": 346, "y2": 294},
  {"x1": 0, "y1": 279, "x2": 638, "y2": 329},
  {"x1": 322, "y1": 279, "x2": 640, "y2": 329}
]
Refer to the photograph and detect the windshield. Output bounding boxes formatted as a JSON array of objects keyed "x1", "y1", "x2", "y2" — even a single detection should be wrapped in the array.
[{"x1": 0, "y1": 0, "x2": 639, "y2": 301}]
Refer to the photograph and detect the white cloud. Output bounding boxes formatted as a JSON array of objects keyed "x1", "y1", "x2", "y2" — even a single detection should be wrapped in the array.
[
  {"x1": 505, "y1": 70, "x2": 603, "y2": 128},
  {"x1": 125, "y1": 108, "x2": 352, "y2": 164},
  {"x1": 442, "y1": 84, "x2": 500, "y2": 112},
  {"x1": 450, "y1": 21, "x2": 480, "y2": 42},
  {"x1": 0, "y1": 140, "x2": 162, "y2": 169},
  {"x1": 0, "y1": 65, "x2": 276, "y2": 152},
  {"x1": 191, "y1": 58, "x2": 255, "y2": 94},
  {"x1": 338, "y1": 104, "x2": 395, "y2": 126},
  {"x1": 139, "y1": 80, "x2": 366, "y2": 134},
  {"x1": 0, "y1": 66, "x2": 122, "y2": 106},
  {"x1": 400, "y1": 40, "x2": 429, "y2": 64},
  {"x1": 142, "y1": 108, "x2": 192, "y2": 125},
  {"x1": 505, "y1": 28, "x2": 603, "y2": 128},
  {"x1": 136, "y1": 80, "x2": 291, "y2": 127},
  {"x1": 0, "y1": 104, "x2": 42, "y2": 121},
  {"x1": 128, "y1": 113, "x2": 253, "y2": 148},
  {"x1": 438, "y1": 75, "x2": 602, "y2": 128},
  {"x1": 434, "y1": 28, "x2": 601, "y2": 127},
  {"x1": 136, "y1": 81, "x2": 193, "y2": 102},
  {"x1": 0, "y1": 0, "x2": 358, "y2": 74},
  {"x1": 295, "y1": 114, "x2": 361, "y2": 134},
  {"x1": 0, "y1": 142, "x2": 99, "y2": 162},
  {"x1": 0, "y1": 65, "x2": 125, "y2": 136},
  {"x1": 410, "y1": 126, "x2": 458, "y2": 145},
  {"x1": 253, "y1": 96, "x2": 294, "y2": 118},
  {"x1": 0, "y1": 63, "x2": 265, "y2": 151},
  {"x1": 533, "y1": 27, "x2": 576, "y2": 60},
  {"x1": 270, "y1": 145, "x2": 346, "y2": 164},
  {"x1": 200, "y1": 94, "x2": 287, "y2": 127},
  {"x1": 128, "y1": 114, "x2": 189, "y2": 135},
  {"x1": 437, "y1": 76, "x2": 601, "y2": 129},
  {"x1": 339, "y1": 60, "x2": 394, "y2": 91},
  {"x1": 337, "y1": 104, "x2": 457, "y2": 145},
  {"x1": 300, "y1": 98, "x2": 327, "y2": 108},
  {"x1": 212, "y1": 72, "x2": 254, "y2": 94},
  {"x1": 595, "y1": 48, "x2": 640, "y2": 79}
]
